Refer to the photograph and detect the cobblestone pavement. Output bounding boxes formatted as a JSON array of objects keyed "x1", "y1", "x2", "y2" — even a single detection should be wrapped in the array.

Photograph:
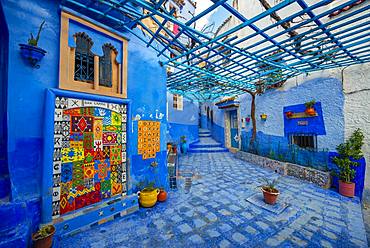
[{"x1": 60, "y1": 152, "x2": 368, "y2": 247}]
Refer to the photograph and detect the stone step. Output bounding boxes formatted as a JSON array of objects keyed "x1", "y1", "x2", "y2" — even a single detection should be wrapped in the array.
[
  {"x1": 0, "y1": 223, "x2": 30, "y2": 248},
  {"x1": 199, "y1": 134, "x2": 212, "y2": 138},
  {"x1": 199, "y1": 131, "x2": 211, "y2": 135},
  {"x1": 0, "y1": 201, "x2": 33, "y2": 247},
  {"x1": 190, "y1": 143, "x2": 223, "y2": 148},
  {"x1": 188, "y1": 147, "x2": 229, "y2": 153}
]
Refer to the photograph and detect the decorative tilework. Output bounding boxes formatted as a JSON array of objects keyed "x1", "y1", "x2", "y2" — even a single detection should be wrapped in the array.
[
  {"x1": 138, "y1": 121, "x2": 160, "y2": 159},
  {"x1": 52, "y1": 97, "x2": 128, "y2": 218},
  {"x1": 102, "y1": 132, "x2": 118, "y2": 145}
]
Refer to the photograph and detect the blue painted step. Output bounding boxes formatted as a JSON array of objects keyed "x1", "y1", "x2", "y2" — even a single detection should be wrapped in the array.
[
  {"x1": 0, "y1": 201, "x2": 39, "y2": 248},
  {"x1": 188, "y1": 147, "x2": 229, "y2": 153},
  {"x1": 190, "y1": 143, "x2": 223, "y2": 148},
  {"x1": 199, "y1": 134, "x2": 211, "y2": 138},
  {"x1": 198, "y1": 130, "x2": 211, "y2": 135},
  {"x1": 189, "y1": 132, "x2": 228, "y2": 153}
]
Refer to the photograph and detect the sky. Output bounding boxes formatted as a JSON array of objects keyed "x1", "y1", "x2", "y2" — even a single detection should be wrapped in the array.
[
  {"x1": 194, "y1": 0, "x2": 213, "y2": 30},
  {"x1": 194, "y1": 0, "x2": 233, "y2": 31}
]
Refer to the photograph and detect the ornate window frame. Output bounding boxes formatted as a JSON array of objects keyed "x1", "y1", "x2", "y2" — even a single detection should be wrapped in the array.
[{"x1": 59, "y1": 11, "x2": 128, "y2": 98}]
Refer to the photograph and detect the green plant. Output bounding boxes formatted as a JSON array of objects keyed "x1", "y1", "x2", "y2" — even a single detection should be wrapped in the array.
[
  {"x1": 260, "y1": 177, "x2": 279, "y2": 193},
  {"x1": 180, "y1": 136, "x2": 186, "y2": 144},
  {"x1": 268, "y1": 150, "x2": 275, "y2": 159},
  {"x1": 304, "y1": 99, "x2": 316, "y2": 109},
  {"x1": 34, "y1": 225, "x2": 54, "y2": 239},
  {"x1": 28, "y1": 20, "x2": 45, "y2": 46},
  {"x1": 332, "y1": 129, "x2": 364, "y2": 183},
  {"x1": 277, "y1": 154, "x2": 285, "y2": 162},
  {"x1": 137, "y1": 180, "x2": 156, "y2": 191}
]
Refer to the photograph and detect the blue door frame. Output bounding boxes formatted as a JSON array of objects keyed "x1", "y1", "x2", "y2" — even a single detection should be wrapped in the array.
[{"x1": 230, "y1": 110, "x2": 239, "y2": 149}]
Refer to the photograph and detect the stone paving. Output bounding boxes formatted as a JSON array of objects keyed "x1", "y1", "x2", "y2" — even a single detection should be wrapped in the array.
[{"x1": 59, "y1": 152, "x2": 368, "y2": 247}]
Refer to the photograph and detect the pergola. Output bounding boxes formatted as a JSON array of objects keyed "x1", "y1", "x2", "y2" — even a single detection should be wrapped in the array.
[{"x1": 61, "y1": 0, "x2": 370, "y2": 100}]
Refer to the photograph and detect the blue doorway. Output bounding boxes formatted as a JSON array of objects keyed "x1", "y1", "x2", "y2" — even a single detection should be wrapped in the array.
[{"x1": 229, "y1": 110, "x2": 239, "y2": 149}]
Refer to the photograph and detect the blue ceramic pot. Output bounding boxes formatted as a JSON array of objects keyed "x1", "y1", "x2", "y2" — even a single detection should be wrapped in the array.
[
  {"x1": 181, "y1": 143, "x2": 187, "y2": 154},
  {"x1": 19, "y1": 44, "x2": 47, "y2": 68}
]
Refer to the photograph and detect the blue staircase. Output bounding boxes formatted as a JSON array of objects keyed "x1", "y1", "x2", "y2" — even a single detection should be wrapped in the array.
[
  {"x1": 189, "y1": 129, "x2": 228, "y2": 153},
  {"x1": 0, "y1": 143, "x2": 36, "y2": 248}
]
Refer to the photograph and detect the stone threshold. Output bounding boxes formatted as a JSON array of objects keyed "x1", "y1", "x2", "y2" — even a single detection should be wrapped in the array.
[{"x1": 235, "y1": 151, "x2": 331, "y2": 188}]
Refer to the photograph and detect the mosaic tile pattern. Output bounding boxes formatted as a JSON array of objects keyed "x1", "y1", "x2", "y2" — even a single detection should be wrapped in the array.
[
  {"x1": 59, "y1": 151, "x2": 368, "y2": 247},
  {"x1": 138, "y1": 120, "x2": 160, "y2": 159},
  {"x1": 52, "y1": 97, "x2": 127, "y2": 218}
]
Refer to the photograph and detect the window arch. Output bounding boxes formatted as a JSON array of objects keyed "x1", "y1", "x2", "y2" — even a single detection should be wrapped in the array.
[
  {"x1": 99, "y1": 43, "x2": 118, "y2": 88},
  {"x1": 74, "y1": 32, "x2": 94, "y2": 82},
  {"x1": 59, "y1": 12, "x2": 128, "y2": 98}
]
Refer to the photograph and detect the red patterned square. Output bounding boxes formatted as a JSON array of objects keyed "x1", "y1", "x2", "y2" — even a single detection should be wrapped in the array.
[
  {"x1": 60, "y1": 194, "x2": 75, "y2": 215},
  {"x1": 102, "y1": 132, "x2": 118, "y2": 145}
]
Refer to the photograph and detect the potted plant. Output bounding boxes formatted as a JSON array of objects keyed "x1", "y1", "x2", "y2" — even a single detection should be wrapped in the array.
[
  {"x1": 19, "y1": 20, "x2": 47, "y2": 68},
  {"x1": 260, "y1": 113, "x2": 267, "y2": 121},
  {"x1": 180, "y1": 136, "x2": 187, "y2": 154},
  {"x1": 332, "y1": 129, "x2": 364, "y2": 197},
  {"x1": 32, "y1": 224, "x2": 55, "y2": 248},
  {"x1": 285, "y1": 111, "x2": 293, "y2": 118},
  {"x1": 304, "y1": 100, "x2": 316, "y2": 116},
  {"x1": 260, "y1": 177, "x2": 280, "y2": 205},
  {"x1": 245, "y1": 115, "x2": 251, "y2": 123},
  {"x1": 137, "y1": 181, "x2": 160, "y2": 208},
  {"x1": 157, "y1": 187, "x2": 167, "y2": 202}
]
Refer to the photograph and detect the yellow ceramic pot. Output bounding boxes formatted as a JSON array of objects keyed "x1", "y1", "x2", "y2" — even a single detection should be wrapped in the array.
[{"x1": 138, "y1": 188, "x2": 159, "y2": 208}]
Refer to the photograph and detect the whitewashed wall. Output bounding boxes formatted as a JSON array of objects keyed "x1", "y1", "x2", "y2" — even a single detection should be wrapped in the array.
[{"x1": 343, "y1": 63, "x2": 370, "y2": 201}]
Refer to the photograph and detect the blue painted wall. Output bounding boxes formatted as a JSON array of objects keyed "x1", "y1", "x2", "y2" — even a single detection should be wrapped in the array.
[
  {"x1": 167, "y1": 92, "x2": 199, "y2": 145},
  {"x1": 283, "y1": 102, "x2": 326, "y2": 136},
  {"x1": 239, "y1": 77, "x2": 345, "y2": 151},
  {"x1": 200, "y1": 102, "x2": 225, "y2": 146},
  {"x1": 200, "y1": 114, "x2": 208, "y2": 129},
  {"x1": 2, "y1": 0, "x2": 60, "y2": 202},
  {"x1": 0, "y1": 1, "x2": 8, "y2": 178},
  {"x1": 127, "y1": 35, "x2": 168, "y2": 191},
  {"x1": 210, "y1": 122, "x2": 225, "y2": 146},
  {"x1": 0, "y1": 0, "x2": 169, "y2": 238},
  {"x1": 240, "y1": 130, "x2": 329, "y2": 171}
]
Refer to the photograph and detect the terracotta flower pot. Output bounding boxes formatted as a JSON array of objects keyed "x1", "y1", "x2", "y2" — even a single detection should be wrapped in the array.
[
  {"x1": 167, "y1": 144, "x2": 172, "y2": 151},
  {"x1": 285, "y1": 111, "x2": 293, "y2": 118},
  {"x1": 157, "y1": 189, "x2": 167, "y2": 202},
  {"x1": 262, "y1": 187, "x2": 280, "y2": 205},
  {"x1": 339, "y1": 180, "x2": 355, "y2": 197},
  {"x1": 305, "y1": 108, "x2": 316, "y2": 116},
  {"x1": 32, "y1": 225, "x2": 55, "y2": 248}
]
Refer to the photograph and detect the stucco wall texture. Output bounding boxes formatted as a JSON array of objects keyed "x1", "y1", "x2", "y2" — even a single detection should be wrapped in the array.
[
  {"x1": 343, "y1": 63, "x2": 370, "y2": 200},
  {"x1": 239, "y1": 76, "x2": 345, "y2": 151},
  {"x1": 167, "y1": 92, "x2": 199, "y2": 143}
]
